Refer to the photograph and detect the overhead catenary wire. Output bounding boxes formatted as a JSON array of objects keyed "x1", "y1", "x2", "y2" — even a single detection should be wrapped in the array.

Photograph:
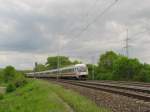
[
  {"x1": 122, "y1": 28, "x2": 150, "y2": 57},
  {"x1": 129, "y1": 30, "x2": 149, "y2": 40},
  {"x1": 43, "y1": 0, "x2": 119, "y2": 68},
  {"x1": 84, "y1": 0, "x2": 99, "y2": 20},
  {"x1": 57, "y1": 0, "x2": 119, "y2": 58},
  {"x1": 59, "y1": 4, "x2": 150, "y2": 65},
  {"x1": 69, "y1": 0, "x2": 119, "y2": 42},
  {"x1": 62, "y1": 0, "x2": 99, "y2": 36},
  {"x1": 65, "y1": 0, "x2": 102, "y2": 36},
  {"x1": 124, "y1": 29, "x2": 130, "y2": 57}
]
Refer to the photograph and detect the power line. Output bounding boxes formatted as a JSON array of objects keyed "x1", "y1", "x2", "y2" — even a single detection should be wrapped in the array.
[
  {"x1": 85, "y1": 0, "x2": 99, "y2": 20},
  {"x1": 50, "y1": 0, "x2": 119, "y2": 71},
  {"x1": 70, "y1": 0, "x2": 119, "y2": 41},
  {"x1": 63, "y1": 0, "x2": 99, "y2": 36},
  {"x1": 57, "y1": 36, "x2": 61, "y2": 80},
  {"x1": 91, "y1": 55, "x2": 95, "y2": 80},
  {"x1": 56, "y1": 0, "x2": 119, "y2": 62},
  {"x1": 123, "y1": 29, "x2": 131, "y2": 57},
  {"x1": 65, "y1": 0, "x2": 101, "y2": 36},
  {"x1": 122, "y1": 27, "x2": 150, "y2": 58},
  {"x1": 129, "y1": 30, "x2": 147, "y2": 38}
]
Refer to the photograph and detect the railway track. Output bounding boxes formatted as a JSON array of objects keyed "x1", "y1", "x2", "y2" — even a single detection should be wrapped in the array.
[
  {"x1": 57, "y1": 80, "x2": 150, "y2": 102},
  {"x1": 91, "y1": 80, "x2": 150, "y2": 88}
]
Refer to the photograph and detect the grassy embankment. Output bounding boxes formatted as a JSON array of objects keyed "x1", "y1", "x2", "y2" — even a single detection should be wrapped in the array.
[{"x1": 0, "y1": 79, "x2": 110, "y2": 112}]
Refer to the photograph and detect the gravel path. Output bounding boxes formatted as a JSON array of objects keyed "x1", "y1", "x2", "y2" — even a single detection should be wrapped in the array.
[{"x1": 52, "y1": 81, "x2": 150, "y2": 112}]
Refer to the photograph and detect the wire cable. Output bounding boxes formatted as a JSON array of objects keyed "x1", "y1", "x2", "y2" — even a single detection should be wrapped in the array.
[
  {"x1": 85, "y1": 0, "x2": 99, "y2": 20},
  {"x1": 69, "y1": 0, "x2": 119, "y2": 41}
]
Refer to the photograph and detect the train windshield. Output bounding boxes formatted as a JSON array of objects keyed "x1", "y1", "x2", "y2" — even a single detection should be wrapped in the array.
[{"x1": 77, "y1": 67, "x2": 87, "y2": 72}]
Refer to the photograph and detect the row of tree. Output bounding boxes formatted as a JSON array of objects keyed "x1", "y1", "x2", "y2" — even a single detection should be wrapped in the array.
[
  {"x1": 33, "y1": 51, "x2": 150, "y2": 82},
  {"x1": 88, "y1": 51, "x2": 150, "y2": 82},
  {"x1": 34, "y1": 56, "x2": 81, "y2": 72}
]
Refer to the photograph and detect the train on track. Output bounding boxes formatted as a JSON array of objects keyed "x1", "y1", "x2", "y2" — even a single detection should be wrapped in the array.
[{"x1": 26, "y1": 64, "x2": 88, "y2": 80}]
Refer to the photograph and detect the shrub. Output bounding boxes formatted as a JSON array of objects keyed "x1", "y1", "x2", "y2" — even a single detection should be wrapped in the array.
[
  {"x1": 133, "y1": 68, "x2": 150, "y2": 82},
  {"x1": 96, "y1": 72, "x2": 113, "y2": 80},
  {"x1": 0, "y1": 93, "x2": 4, "y2": 100},
  {"x1": 87, "y1": 64, "x2": 98, "y2": 80},
  {"x1": 14, "y1": 73, "x2": 27, "y2": 88},
  {"x1": 113, "y1": 57, "x2": 142, "y2": 81},
  {"x1": 14, "y1": 79, "x2": 27, "y2": 88},
  {"x1": 3, "y1": 66, "x2": 16, "y2": 83},
  {"x1": 0, "y1": 70, "x2": 4, "y2": 84},
  {"x1": 87, "y1": 51, "x2": 150, "y2": 82},
  {"x1": 6, "y1": 83, "x2": 16, "y2": 93}
]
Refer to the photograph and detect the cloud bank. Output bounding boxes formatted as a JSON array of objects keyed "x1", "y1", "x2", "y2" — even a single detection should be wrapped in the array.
[{"x1": 0, "y1": 0, "x2": 150, "y2": 69}]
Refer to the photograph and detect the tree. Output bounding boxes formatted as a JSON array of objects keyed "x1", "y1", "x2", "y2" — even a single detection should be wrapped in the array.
[
  {"x1": 0, "y1": 70, "x2": 3, "y2": 83},
  {"x1": 98, "y1": 51, "x2": 118, "y2": 72},
  {"x1": 87, "y1": 64, "x2": 98, "y2": 80},
  {"x1": 46, "y1": 56, "x2": 73, "y2": 69},
  {"x1": 133, "y1": 64, "x2": 150, "y2": 82},
  {"x1": 34, "y1": 64, "x2": 46, "y2": 72},
  {"x1": 3, "y1": 66, "x2": 16, "y2": 82},
  {"x1": 86, "y1": 50, "x2": 150, "y2": 82},
  {"x1": 113, "y1": 57, "x2": 142, "y2": 80},
  {"x1": 72, "y1": 60, "x2": 82, "y2": 65}
]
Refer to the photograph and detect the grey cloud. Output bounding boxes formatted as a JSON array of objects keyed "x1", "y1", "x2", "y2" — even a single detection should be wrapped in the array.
[{"x1": 0, "y1": 0, "x2": 150, "y2": 69}]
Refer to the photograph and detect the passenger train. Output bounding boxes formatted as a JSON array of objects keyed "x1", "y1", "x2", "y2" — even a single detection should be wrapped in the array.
[{"x1": 26, "y1": 64, "x2": 88, "y2": 80}]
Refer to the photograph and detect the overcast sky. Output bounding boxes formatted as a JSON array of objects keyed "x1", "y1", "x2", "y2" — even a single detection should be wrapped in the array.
[{"x1": 0, "y1": 0, "x2": 150, "y2": 70}]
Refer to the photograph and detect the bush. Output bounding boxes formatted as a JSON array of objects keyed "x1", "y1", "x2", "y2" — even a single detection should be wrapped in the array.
[
  {"x1": 96, "y1": 72, "x2": 113, "y2": 80},
  {"x1": 0, "y1": 93, "x2": 4, "y2": 100},
  {"x1": 87, "y1": 64, "x2": 98, "y2": 80},
  {"x1": 13, "y1": 73, "x2": 27, "y2": 88},
  {"x1": 0, "y1": 66, "x2": 27, "y2": 94},
  {"x1": 113, "y1": 57, "x2": 142, "y2": 81},
  {"x1": 6, "y1": 83, "x2": 16, "y2": 93},
  {"x1": 0, "y1": 70, "x2": 4, "y2": 84},
  {"x1": 133, "y1": 68, "x2": 150, "y2": 82},
  {"x1": 3, "y1": 66, "x2": 16, "y2": 83},
  {"x1": 14, "y1": 79, "x2": 27, "y2": 88},
  {"x1": 87, "y1": 51, "x2": 150, "y2": 82}
]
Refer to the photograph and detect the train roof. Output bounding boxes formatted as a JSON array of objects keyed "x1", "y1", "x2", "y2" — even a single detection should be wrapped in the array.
[
  {"x1": 75, "y1": 64, "x2": 86, "y2": 67},
  {"x1": 26, "y1": 64, "x2": 87, "y2": 74}
]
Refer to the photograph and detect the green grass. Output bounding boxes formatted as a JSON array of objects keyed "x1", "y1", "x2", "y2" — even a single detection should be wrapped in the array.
[
  {"x1": 0, "y1": 79, "x2": 110, "y2": 112},
  {"x1": 0, "y1": 87, "x2": 6, "y2": 94}
]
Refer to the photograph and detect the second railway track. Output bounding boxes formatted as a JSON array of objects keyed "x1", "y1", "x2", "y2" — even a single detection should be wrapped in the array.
[{"x1": 56, "y1": 80, "x2": 150, "y2": 102}]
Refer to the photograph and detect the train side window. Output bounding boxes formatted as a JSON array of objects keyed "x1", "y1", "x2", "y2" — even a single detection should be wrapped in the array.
[
  {"x1": 75, "y1": 68, "x2": 77, "y2": 72},
  {"x1": 69, "y1": 69, "x2": 71, "y2": 72}
]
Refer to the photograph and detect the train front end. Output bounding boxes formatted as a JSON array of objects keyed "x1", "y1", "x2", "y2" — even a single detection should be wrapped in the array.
[{"x1": 75, "y1": 64, "x2": 88, "y2": 80}]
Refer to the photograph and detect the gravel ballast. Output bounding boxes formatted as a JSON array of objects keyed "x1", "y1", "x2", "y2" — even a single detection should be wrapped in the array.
[{"x1": 52, "y1": 81, "x2": 150, "y2": 112}]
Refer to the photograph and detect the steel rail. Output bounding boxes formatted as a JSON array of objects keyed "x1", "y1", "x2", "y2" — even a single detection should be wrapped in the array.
[
  {"x1": 58, "y1": 80, "x2": 150, "y2": 102},
  {"x1": 77, "y1": 81, "x2": 150, "y2": 93},
  {"x1": 92, "y1": 80, "x2": 150, "y2": 87}
]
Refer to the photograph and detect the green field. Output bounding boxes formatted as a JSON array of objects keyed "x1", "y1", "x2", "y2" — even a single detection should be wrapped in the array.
[
  {"x1": 0, "y1": 79, "x2": 110, "y2": 112},
  {"x1": 0, "y1": 87, "x2": 6, "y2": 94}
]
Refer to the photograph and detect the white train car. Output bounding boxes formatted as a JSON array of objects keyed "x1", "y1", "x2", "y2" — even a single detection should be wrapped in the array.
[{"x1": 26, "y1": 64, "x2": 88, "y2": 80}]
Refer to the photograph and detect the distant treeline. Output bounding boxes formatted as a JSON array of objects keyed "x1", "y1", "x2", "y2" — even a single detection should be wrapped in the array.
[
  {"x1": 88, "y1": 51, "x2": 150, "y2": 82},
  {"x1": 33, "y1": 56, "x2": 81, "y2": 72},
  {"x1": 31, "y1": 51, "x2": 150, "y2": 82}
]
